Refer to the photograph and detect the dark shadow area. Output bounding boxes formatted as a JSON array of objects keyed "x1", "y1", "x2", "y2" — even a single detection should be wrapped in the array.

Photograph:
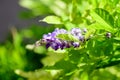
[{"x1": 0, "y1": 0, "x2": 43, "y2": 42}]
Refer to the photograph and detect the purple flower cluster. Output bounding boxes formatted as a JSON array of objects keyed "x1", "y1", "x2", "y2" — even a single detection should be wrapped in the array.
[{"x1": 36, "y1": 28, "x2": 87, "y2": 50}]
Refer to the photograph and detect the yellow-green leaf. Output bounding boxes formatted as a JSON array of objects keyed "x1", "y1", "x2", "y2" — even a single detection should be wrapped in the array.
[{"x1": 40, "y1": 16, "x2": 62, "y2": 24}]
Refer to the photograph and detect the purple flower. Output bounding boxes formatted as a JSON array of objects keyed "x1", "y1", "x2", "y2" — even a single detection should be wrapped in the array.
[
  {"x1": 72, "y1": 42, "x2": 80, "y2": 48},
  {"x1": 35, "y1": 28, "x2": 88, "y2": 50},
  {"x1": 46, "y1": 43, "x2": 51, "y2": 48},
  {"x1": 70, "y1": 28, "x2": 85, "y2": 42},
  {"x1": 71, "y1": 28, "x2": 82, "y2": 36},
  {"x1": 54, "y1": 28, "x2": 67, "y2": 35},
  {"x1": 51, "y1": 42, "x2": 59, "y2": 50}
]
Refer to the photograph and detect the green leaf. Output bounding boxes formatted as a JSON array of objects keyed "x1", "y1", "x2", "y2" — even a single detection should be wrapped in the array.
[
  {"x1": 41, "y1": 53, "x2": 66, "y2": 66},
  {"x1": 69, "y1": 0, "x2": 77, "y2": 21},
  {"x1": 45, "y1": 59, "x2": 77, "y2": 73},
  {"x1": 15, "y1": 69, "x2": 53, "y2": 80},
  {"x1": 40, "y1": 16, "x2": 62, "y2": 24},
  {"x1": 81, "y1": 72, "x2": 88, "y2": 80},
  {"x1": 64, "y1": 22, "x2": 76, "y2": 30},
  {"x1": 34, "y1": 46, "x2": 47, "y2": 54},
  {"x1": 19, "y1": 0, "x2": 51, "y2": 16},
  {"x1": 56, "y1": 34, "x2": 79, "y2": 42},
  {"x1": 115, "y1": 13, "x2": 120, "y2": 28},
  {"x1": 68, "y1": 49, "x2": 82, "y2": 63},
  {"x1": 85, "y1": 29, "x2": 95, "y2": 40},
  {"x1": 90, "y1": 8, "x2": 114, "y2": 32}
]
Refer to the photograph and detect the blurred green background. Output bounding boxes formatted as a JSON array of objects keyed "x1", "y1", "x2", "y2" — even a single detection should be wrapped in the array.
[{"x1": 0, "y1": 0, "x2": 54, "y2": 80}]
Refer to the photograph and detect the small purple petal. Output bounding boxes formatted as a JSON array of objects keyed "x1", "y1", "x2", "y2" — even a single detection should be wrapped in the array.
[
  {"x1": 72, "y1": 42, "x2": 80, "y2": 47},
  {"x1": 71, "y1": 28, "x2": 82, "y2": 35},
  {"x1": 78, "y1": 36, "x2": 84, "y2": 42},
  {"x1": 51, "y1": 43, "x2": 59, "y2": 50},
  {"x1": 46, "y1": 43, "x2": 51, "y2": 48},
  {"x1": 60, "y1": 41, "x2": 67, "y2": 49}
]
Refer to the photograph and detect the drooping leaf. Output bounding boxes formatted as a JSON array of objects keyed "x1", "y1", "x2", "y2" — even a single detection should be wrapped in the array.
[
  {"x1": 15, "y1": 69, "x2": 53, "y2": 80},
  {"x1": 90, "y1": 8, "x2": 114, "y2": 32},
  {"x1": 45, "y1": 59, "x2": 77, "y2": 73},
  {"x1": 41, "y1": 52, "x2": 66, "y2": 66},
  {"x1": 40, "y1": 16, "x2": 62, "y2": 24}
]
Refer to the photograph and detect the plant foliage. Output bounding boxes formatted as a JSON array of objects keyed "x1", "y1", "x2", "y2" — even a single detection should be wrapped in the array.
[
  {"x1": 17, "y1": 0, "x2": 120, "y2": 80},
  {"x1": 1, "y1": 0, "x2": 120, "y2": 80}
]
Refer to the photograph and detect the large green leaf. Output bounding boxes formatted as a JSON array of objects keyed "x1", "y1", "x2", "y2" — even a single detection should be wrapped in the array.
[
  {"x1": 90, "y1": 8, "x2": 114, "y2": 32},
  {"x1": 45, "y1": 59, "x2": 77, "y2": 73}
]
